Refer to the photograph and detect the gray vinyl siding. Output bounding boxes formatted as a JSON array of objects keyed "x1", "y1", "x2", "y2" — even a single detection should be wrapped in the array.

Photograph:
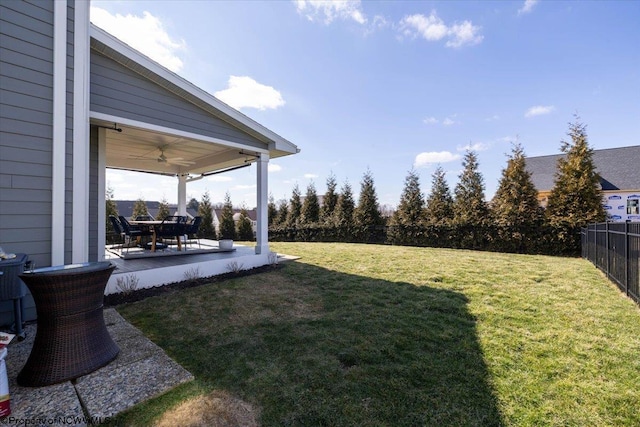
[
  {"x1": 0, "y1": 0, "x2": 75, "y2": 325},
  {"x1": 90, "y1": 51, "x2": 266, "y2": 150},
  {"x1": 0, "y1": 0, "x2": 55, "y2": 266}
]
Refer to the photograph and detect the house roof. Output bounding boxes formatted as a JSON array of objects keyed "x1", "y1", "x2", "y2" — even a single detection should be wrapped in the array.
[
  {"x1": 214, "y1": 208, "x2": 258, "y2": 222},
  {"x1": 526, "y1": 145, "x2": 640, "y2": 192},
  {"x1": 113, "y1": 201, "x2": 197, "y2": 220},
  {"x1": 90, "y1": 25, "x2": 299, "y2": 176}
]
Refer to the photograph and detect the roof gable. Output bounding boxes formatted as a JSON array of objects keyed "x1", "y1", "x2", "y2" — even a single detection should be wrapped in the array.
[{"x1": 90, "y1": 25, "x2": 298, "y2": 157}]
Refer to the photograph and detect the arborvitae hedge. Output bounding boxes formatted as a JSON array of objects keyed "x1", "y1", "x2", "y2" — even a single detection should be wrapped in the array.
[{"x1": 269, "y1": 223, "x2": 581, "y2": 256}]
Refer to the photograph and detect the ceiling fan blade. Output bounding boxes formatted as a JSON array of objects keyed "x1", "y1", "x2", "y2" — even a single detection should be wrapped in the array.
[{"x1": 168, "y1": 160, "x2": 195, "y2": 166}]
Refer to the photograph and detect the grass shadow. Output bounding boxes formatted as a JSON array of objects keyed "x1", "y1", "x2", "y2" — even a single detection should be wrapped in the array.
[{"x1": 115, "y1": 260, "x2": 504, "y2": 426}]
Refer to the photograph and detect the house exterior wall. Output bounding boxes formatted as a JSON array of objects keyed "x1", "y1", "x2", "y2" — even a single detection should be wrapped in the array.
[
  {"x1": 536, "y1": 190, "x2": 640, "y2": 222},
  {"x1": 0, "y1": 0, "x2": 78, "y2": 325},
  {"x1": 89, "y1": 51, "x2": 266, "y2": 150},
  {"x1": 603, "y1": 191, "x2": 640, "y2": 222}
]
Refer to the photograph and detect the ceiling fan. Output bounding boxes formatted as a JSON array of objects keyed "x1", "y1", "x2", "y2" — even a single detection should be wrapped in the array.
[{"x1": 129, "y1": 147, "x2": 195, "y2": 167}]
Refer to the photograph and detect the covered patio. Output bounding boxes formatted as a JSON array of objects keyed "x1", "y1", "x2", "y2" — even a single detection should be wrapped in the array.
[
  {"x1": 103, "y1": 241, "x2": 292, "y2": 295},
  {"x1": 87, "y1": 25, "x2": 299, "y2": 279}
]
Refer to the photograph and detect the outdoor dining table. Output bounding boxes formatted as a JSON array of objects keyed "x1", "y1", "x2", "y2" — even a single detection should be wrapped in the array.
[{"x1": 129, "y1": 220, "x2": 182, "y2": 252}]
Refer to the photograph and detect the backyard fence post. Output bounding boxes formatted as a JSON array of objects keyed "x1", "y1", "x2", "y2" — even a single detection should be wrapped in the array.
[
  {"x1": 606, "y1": 221, "x2": 610, "y2": 278},
  {"x1": 625, "y1": 221, "x2": 629, "y2": 296}
]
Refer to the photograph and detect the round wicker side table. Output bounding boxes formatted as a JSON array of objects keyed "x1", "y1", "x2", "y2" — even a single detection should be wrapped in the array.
[{"x1": 17, "y1": 262, "x2": 119, "y2": 387}]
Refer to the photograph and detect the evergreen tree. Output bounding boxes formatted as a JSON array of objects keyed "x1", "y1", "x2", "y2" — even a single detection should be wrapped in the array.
[
  {"x1": 301, "y1": 182, "x2": 320, "y2": 224},
  {"x1": 391, "y1": 169, "x2": 425, "y2": 226},
  {"x1": 219, "y1": 192, "x2": 237, "y2": 240},
  {"x1": 453, "y1": 151, "x2": 488, "y2": 225},
  {"x1": 198, "y1": 191, "x2": 216, "y2": 239},
  {"x1": 277, "y1": 199, "x2": 289, "y2": 226},
  {"x1": 321, "y1": 173, "x2": 338, "y2": 224},
  {"x1": 336, "y1": 181, "x2": 355, "y2": 226},
  {"x1": 425, "y1": 166, "x2": 454, "y2": 224},
  {"x1": 106, "y1": 186, "x2": 118, "y2": 226},
  {"x1": 236, "y1": 205, "x2": 254, "y2": 241},
  {"x1": 187, "y1": 197, "x2": 199, "y2": 211},
  {"x1": 492, "y1": 143, "x2": 542, "y2": 228},
  {"x1": 132, "y1": 198, "x2": 149, "y2": 219},
  {"x1": 268, "y1": 194, "x2": 278, "y2": 227},
  {"x1": 156, "y1": 197, "x2": 171, "y2": 221},
  {"x1": 546, "y1": 117, "x2": 606, "y2": 229},
  {"x1": 287, "y1": 183, "x2": 302, "y2": 227},
  {"x1": 354, "y1": 169, "x2": 384, "y2": 227}
]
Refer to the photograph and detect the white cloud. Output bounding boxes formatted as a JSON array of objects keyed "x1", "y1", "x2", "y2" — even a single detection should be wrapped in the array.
[
  {"x1": 215, "y1": 76, "x2": 285, "y2": 111},
  {"x1": 498, "y1": 135, "x2": 517, "y2": 143},
  {"x1": 518, "y1": 0, "x2": 539, "y2": 15},
  {"x1": 304, "y1": 173, "x2": 319, "y2": 179},
  {"x1": 268, "y1": 164, "x2": 283, "y2": 172},
  {"x1": 446, "y1": 21, "x2": 484, "y2": 48},
  {"x1": 207, "y1": 175, "x2": 233, "y2": 183},
  {"x1": 485, "y1": 115, "x2": 500, "y2": 121},
  {"x1": 294, "y1": 0, "x2": 367, "y2": 25},
  {"x1": 525, "y1": 105, "x2": 555, "y2": 118},
  {"x1": 234, "y1": 184, "x2": 257, "y2": 190},
  {"x1": 457, "y1": 142, "x2": 491, "y2": 152},
  {"x1": 414, "y1": 151, "x2": 461, "y2": 168},
  {"x1": 90, "y1": 7, "x2": 186, "y2": 72},
  {"x1": 442, "y1": 117, "x2": 456, "y2": 126},
  {"x1": 399, "y1": 11, "x2": 483, "y2": 48},
  {"x1": 423, "y1": 116, "x2": 438, "y2": 125}
]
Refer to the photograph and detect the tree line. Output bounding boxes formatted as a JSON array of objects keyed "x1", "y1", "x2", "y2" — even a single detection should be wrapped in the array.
[
  {"x1": 107, "y1": 117, "x2": 605, "y2": 255},
  {"x1": 268, "y1": 117, "x2": 606, "y2": 255},
  {"x1": 106, "y1": 191, "x2": 255, "y2": 242}
]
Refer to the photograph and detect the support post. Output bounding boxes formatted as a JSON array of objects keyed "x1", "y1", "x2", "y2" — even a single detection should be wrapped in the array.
[
  {"x1": 177, "y1": 174, "x2": 188, "y2": 216},
  {"x1": 255, "y1": 153, "x2": 269, "y2": 254}
]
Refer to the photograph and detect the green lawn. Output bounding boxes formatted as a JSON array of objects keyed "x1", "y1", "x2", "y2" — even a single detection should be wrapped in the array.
[{"x1": 112, "y1": 243, "x2": 640, "y2": 426}]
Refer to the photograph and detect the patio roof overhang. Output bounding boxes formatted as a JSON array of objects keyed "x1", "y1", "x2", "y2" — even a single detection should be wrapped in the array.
[{"x1": 93, "y1": 115, "x2": 266, "y2": 177}]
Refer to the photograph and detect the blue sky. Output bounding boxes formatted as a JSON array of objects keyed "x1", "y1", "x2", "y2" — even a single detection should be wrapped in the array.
[{"x1": 92, "y1": 0, "x2": 640, "y2": 209}]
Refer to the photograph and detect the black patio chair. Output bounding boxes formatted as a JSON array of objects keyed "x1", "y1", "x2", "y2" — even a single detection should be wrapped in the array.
[
  {"x1": 164, "y1": 215, "x2": 187, "y2": 224},
  {"x1": 108, "y1": 216, "x2": 125, "y2": 250},
  {"x1": 184, "y1": 216, "x2": 202, "y2": 248},
  {"x1": 155, "y1": 219, "x2": 187, "y2": 250},
  {"x1": 135, "y1": 215, "x2": 154, "y2": 221},
  {"x1": 118, "y1": 216, "x2": 152, "y2": 252}
]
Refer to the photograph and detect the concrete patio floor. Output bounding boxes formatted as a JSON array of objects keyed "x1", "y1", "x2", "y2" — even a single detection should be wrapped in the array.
[{"x1": 4, "y1": 309, "x2": 193, "y2": 425}]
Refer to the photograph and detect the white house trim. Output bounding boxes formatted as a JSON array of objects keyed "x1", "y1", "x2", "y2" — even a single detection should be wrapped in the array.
[
  {"x1": 51, "y1": 0, "x2": 67, "y2": 265},
  {"x1": 97, "y1": 127, "x2": 108, "y2": 260},
  {"x1": 72, "y1": 0, "x2": 91, "y2": 263},
  {"x1": 90, "y1": 111, "x2": 269, "y2": 154},
  {"x1": 255, "y1": 153, "x2": 269, "y2": 254}
]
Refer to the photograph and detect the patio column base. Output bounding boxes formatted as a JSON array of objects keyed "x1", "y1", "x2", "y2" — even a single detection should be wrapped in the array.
[{"x1": 255, "y1": 244, "x2": 269, "y2": 255}]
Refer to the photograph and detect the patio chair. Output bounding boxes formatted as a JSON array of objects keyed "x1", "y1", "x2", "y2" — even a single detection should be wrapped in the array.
[
  {"x1": 165, "y1": 215, "x2": 187, "y2": 224},
  {"x1": 155, "y1": 219, "x2": 187, "y2": 250},
  {"x1": 108, "y1": 216, "x2": 125, "y2": 250},
  {"x1": 135, "y1": 215, "x2": 154, "y2": 221},
  {"x1": 118, "y1": 216, "x2": 151, "y2": 252},
  {"x1": 184, "y1": 216, "x2": 202, "y2": 248}
]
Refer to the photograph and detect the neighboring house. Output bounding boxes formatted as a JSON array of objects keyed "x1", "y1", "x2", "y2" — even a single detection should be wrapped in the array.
[
  {"x1": 112, "y1": 200, "x2": 197, "y2": 221},
  {"x1": 526, "y1": 145, "x2": 640, "y2": 222},
  {"x1": 213, "y1": 208, "x2": 258, "y2": 233},
  {"x1": 0, "y1": 1, "x2": 299, "y2": 324}
]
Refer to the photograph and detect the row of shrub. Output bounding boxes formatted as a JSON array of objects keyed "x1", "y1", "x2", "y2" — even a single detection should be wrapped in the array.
[{"x1": 269, "y1": 224, "x2": 582, "y2": 256}]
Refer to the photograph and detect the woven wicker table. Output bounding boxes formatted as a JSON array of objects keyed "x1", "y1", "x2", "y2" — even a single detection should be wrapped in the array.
[{"x1": 17, "y1": 261, "x2": 119, "y2": 387}]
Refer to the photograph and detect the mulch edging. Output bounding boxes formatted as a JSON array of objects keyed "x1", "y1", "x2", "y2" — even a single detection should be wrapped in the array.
[{"x1": 104, "y1": 263, "x2": 283, "y2": 307}]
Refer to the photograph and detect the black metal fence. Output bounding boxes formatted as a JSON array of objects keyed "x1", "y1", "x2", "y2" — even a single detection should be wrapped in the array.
[{"x1": 581, "y1": 222, "x2": 640, "y2": 305}]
